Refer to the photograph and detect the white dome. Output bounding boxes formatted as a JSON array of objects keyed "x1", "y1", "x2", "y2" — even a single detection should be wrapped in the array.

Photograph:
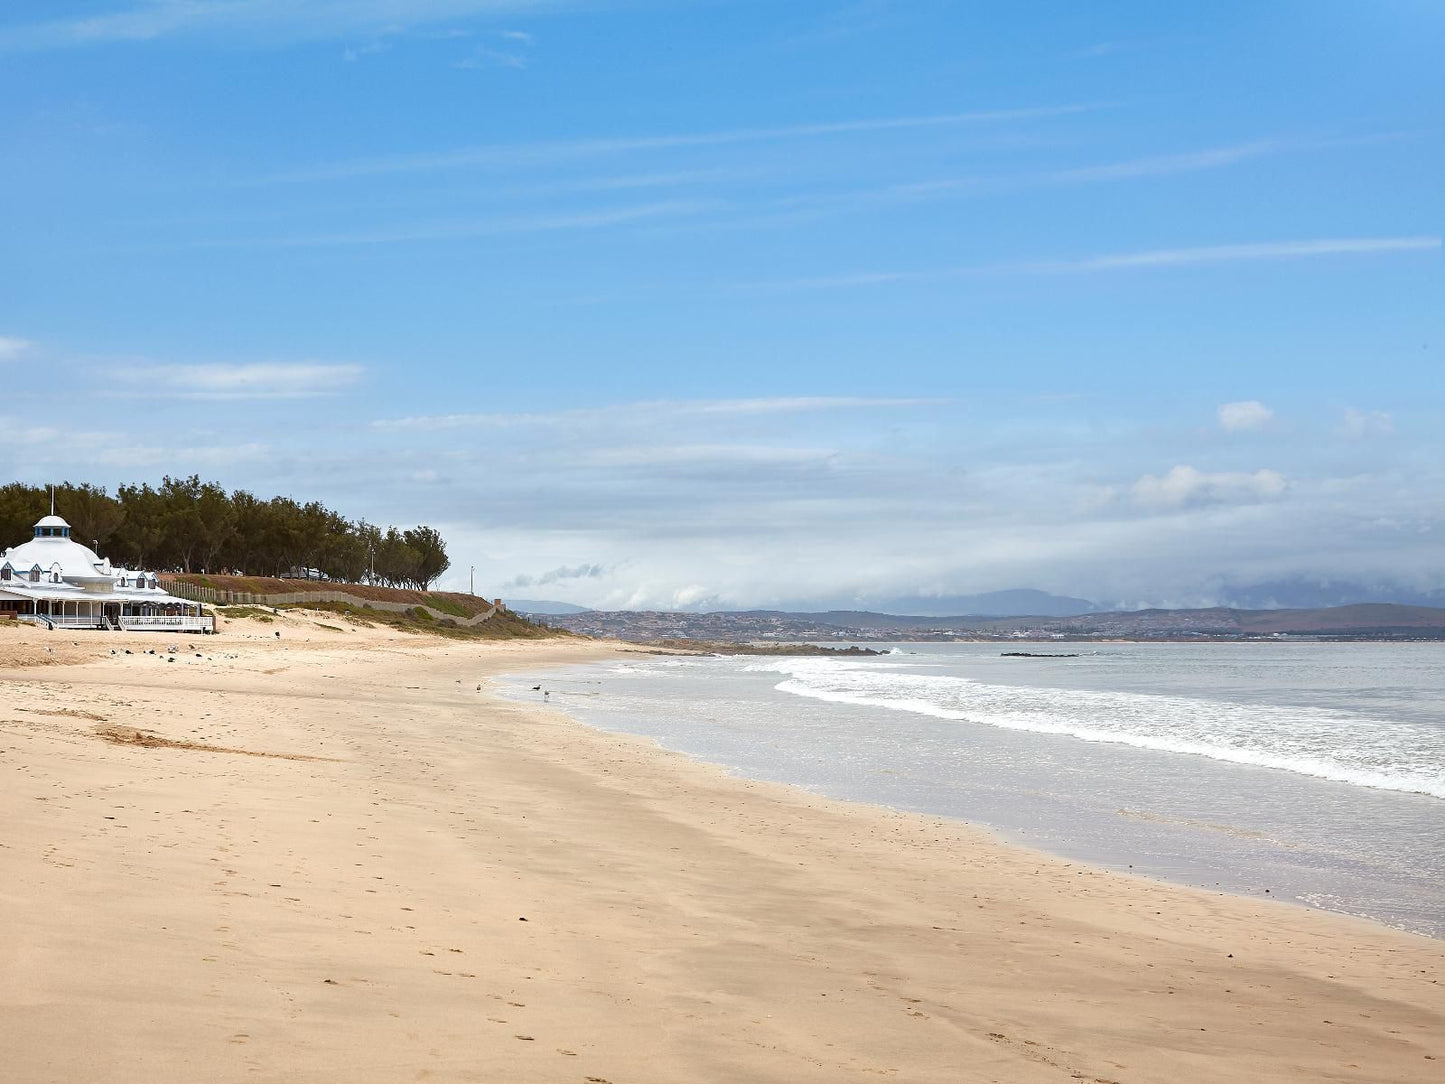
[{"x1": 35, "y1": 514, "x2": 70, "y2": 529}]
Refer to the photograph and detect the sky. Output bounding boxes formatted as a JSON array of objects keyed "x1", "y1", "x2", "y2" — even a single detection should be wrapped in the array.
[{"x1": 2, "y1": 0, "x2": 1442, "y2": 610}]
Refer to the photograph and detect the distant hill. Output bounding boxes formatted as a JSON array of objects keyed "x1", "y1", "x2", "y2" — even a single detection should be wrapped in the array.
[
  {"x1": 505, "y1": 599, "x2": 592, "y2": 615},
  {"x1": 864, "y1": 589, "x2": 1098, "y2": 617},
  {"x1": 1218, "y1": 579, "x2": 1445, "y2": 610}
]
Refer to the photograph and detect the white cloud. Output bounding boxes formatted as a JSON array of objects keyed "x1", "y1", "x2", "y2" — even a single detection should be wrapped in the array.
[
  {"x1": 1131, "y1": 465, "x2": 1288, "y2": 509},
  {"x1": 1341, "y1": 408, "x2": 1394, "y2": 438},
  {"x1": 107, "y1": 362, "x2": 365, "y2": 399},
  {"x1": 1217, "y1": 400, "x2": 1274, "y2": 431},
  {"x1": 0, "y1": 336, "x2": 33, "y2": 360}
]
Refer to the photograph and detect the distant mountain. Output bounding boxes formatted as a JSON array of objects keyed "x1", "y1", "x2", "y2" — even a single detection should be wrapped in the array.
[
  {"x1": 505, "y1": 599, "x2": 592, "y2": 615},
  {"x1": 863, "y1": 589, "x2": 1098, "y2": 617},
  {"x1": 1218, "y1": 579, "x2": 1445, "y2": 610},
  {"x1": 541, "y1": 602, "x2": 1445, "y2": 643}
]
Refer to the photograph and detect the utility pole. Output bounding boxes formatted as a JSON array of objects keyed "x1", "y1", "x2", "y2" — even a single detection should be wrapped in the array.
[{"x1": 470, "y1": 565, "x2": 475, "y2": 595}]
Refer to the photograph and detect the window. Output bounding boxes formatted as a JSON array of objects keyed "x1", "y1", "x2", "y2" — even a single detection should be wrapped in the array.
[
  {"x1": 0, "y1": 565, "x2": 9, "y2": 581},
  {"x1": 29, "y1": 566, "x2": 40, "y2": 583}
]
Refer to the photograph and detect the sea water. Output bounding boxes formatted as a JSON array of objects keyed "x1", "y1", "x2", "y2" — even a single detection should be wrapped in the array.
[{"x1": 499, "y1": 642, "x2": 1445, "y2": 937}]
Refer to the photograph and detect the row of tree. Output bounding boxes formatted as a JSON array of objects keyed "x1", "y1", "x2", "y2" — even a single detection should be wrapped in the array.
[{"x1": 0, "y1": 479, "x2": 452, "y2": 590}]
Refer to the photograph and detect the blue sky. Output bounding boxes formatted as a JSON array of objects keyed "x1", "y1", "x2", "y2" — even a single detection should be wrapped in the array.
[{"x1": 2, "y1": 1, "x2": 1442, "y2": 608}]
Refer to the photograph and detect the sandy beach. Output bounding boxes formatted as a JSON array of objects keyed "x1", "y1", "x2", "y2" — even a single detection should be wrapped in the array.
[{"x1": 1, "y1": 613, "x2": 1441, "y2": 1083}]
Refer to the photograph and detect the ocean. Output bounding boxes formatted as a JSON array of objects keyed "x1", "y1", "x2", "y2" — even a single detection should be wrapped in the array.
[{"x1": 499, "y1": 642, "x2": 1445, "y2": 937}]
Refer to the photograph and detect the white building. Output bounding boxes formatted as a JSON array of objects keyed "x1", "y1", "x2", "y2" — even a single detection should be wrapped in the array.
[{"x1": 0, "y1": 514, "x2": 212, "y2": 632}]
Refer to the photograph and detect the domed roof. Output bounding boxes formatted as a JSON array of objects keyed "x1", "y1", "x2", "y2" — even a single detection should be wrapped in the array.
[{"x1": 3, "y1": 516, "x2": 109, "y2": 584}]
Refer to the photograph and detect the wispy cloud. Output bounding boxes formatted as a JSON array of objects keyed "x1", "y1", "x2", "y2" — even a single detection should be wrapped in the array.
[
  {"x1": 1340, "y1": 408, "x2": 1394, "y2": 438},
  {"x1": 753, "y1": 236, "x2": 1442, "y2": 291},
  {"x1": 0, "y1": 415, "x2": 275, "y2": 470},
  {"x1": 0, "y1": 1, "x2": 568, "y2": 53},
  {"x1": 582, "y1": 443, "x2": 841, "y2": 469},
  {"x1": 343, "y1": 40, "x2": 393, "y2": 62},
  {"x1": 455, "y1": 27, "x2": 536, "y2": 68},
  {"x1": 506, "y1": 561, "x2": 605, "y2": 588},
  {"x1": 371, "y1": 396, "x2": 940, "y2": 431},
  {"x1": 1047, "y1": 140, "x2": 1283, "y2": 183},
  {"x1": 1030, "y1": 236, "x2": 1442, "y2": 272},
  {"x1": 455, "y1": 46, "x2": 528, "y2": 69},
  {"x1": 259, "y1": 104, "x2": 1102, "y2": 184},
  {"x1": 1074, "y1": 41, "x2": 1129, "y2": 58},
  {"x1": 190, "y1": 199, "x2": 712, "y2": 248},
  {"x1": 0, "y1": 336, "x2": 33, "y2": 360},
  {"x1": 106, "y1": 362, "x2": 365, "y2": 399},
  {"x1": 630, "y1": 132, "x2": 1420, "y2": 240}
]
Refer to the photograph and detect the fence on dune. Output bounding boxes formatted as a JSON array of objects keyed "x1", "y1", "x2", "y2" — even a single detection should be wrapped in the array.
[{"x1": 161, "y1": 580, "x2": 501, "y2": 627}]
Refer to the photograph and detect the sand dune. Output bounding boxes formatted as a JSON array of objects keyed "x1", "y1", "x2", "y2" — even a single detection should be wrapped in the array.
[{"x1": 1, "y1": 616, "x2": 1441, "y2": 1082}]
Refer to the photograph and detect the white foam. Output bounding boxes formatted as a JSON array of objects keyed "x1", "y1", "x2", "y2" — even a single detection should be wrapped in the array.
[{"x1": 767, "y1": 660, "x2": 1445, "y2": 800}]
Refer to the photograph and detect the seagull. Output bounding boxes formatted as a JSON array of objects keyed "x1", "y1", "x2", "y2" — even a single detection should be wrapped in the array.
[{"x1": 531, "y1": 685, "x2": 542, "y2": 691}]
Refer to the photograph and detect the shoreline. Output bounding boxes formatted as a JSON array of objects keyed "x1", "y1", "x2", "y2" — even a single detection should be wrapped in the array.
[
  {"x1": 504, "y1": 644, "x2": 1445, "y2": 938},
  {"x1": 502, "y1": 652, "x2": 1443, "y2": 933},
  {"x1": 2, "y1": 618, "x2": 1442, "y2": 1082}
]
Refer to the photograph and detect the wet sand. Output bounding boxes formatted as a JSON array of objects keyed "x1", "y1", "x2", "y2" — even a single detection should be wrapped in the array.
[{"x1": 1, "y1": 615, "x2": 1441, "y2": 1082}]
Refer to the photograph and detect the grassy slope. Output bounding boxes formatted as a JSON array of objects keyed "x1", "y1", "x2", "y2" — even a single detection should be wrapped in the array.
[{"x1": 165, "y1": 573, "x2": 494, "y2": 619}]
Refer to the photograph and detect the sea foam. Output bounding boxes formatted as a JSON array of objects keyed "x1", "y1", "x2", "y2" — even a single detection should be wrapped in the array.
[{"x1": 747, "y1": 657, "x2": 1445, "y2": 800}]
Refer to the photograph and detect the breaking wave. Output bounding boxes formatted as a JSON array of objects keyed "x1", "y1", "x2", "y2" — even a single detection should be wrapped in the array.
[{"x1": 746, "y1": 658, "x2": 1445, "y2": 800}]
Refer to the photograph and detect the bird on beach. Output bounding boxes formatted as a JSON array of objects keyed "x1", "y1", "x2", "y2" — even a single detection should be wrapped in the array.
[{"x1": 531, "y1": 684, "x2": 542, "y2": 691}]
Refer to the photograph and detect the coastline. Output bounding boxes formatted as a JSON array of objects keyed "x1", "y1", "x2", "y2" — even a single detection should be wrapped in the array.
[{"x1": 2, "y1": 617, "x2": 1441, "y2": 1082}]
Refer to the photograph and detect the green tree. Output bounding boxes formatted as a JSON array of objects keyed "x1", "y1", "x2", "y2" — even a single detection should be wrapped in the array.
[
  {"x1": 113, "y1": 483, "x2": 166, "y2": 569},
  {"x1": 403, "y1": 525, "x2": 450, "y2": 590},
  {"x1": 57, "y1": 483, "x2": 126, "y2": 552},
  {"x1": 0, "y1": 484, "x2": 47, "y2": 548},
  {"x1": 375, "y1": 527, "x2": 420, "y2": 588}
]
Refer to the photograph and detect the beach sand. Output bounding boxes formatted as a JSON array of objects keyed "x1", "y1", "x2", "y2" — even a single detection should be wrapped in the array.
[{"x1": 1, "y1": 614, "x2": 1441, "y2": 1083}]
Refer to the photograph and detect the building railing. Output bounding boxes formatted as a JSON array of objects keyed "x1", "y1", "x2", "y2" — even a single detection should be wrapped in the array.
[
  {"x1": 37, "y1": 613, "x2": 103, "y2": 628},
  {"x1": 120, "y1": 614, "x2": 215, "y2": 632},
  {"x1": 15, "y1": 612, "x2": 214, "y2": 632}
]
